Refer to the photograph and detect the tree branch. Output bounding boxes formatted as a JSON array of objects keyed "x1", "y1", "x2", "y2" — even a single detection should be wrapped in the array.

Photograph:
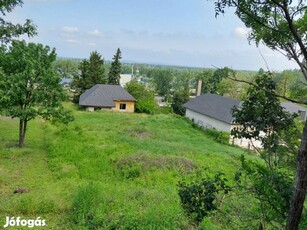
[{"x1": 228, "y1": 75, "x2": 307, "y2": 105}]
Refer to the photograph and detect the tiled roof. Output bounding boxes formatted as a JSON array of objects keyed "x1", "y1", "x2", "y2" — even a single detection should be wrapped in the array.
[
  {"x1": 79, "y1": 84, "x2": 136, "y2": 107},
  {"x1": 182, "y1": 93, "x2": 241, "y2": 124},
  {"x1": 183, "y1": 93, "x2": 307, "y2": 123}
]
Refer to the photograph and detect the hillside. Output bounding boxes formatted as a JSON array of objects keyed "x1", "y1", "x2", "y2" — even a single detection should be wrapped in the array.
[{"x1": 0, "y1": 104, "x2": 255, "y2": 229}]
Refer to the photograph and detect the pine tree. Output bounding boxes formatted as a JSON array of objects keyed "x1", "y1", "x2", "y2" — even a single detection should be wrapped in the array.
[
  {"x1": 88, "y1": 51, "x2": 107, "y2": 85},
  {"x1": 108, "y1": 48, "x2": 122, "y2": 85},
  {"x1": 73, "y1": 51, "x2": 106, "y2": 96}
]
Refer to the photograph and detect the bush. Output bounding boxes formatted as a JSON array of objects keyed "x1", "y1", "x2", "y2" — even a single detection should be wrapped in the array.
[
  {"x1": 125, "y1": 81, "x2": 158, "y2": 114},
  {"x1": 178, "y1": 173, "x2": 230, "y2": 225},
  {"x1": 233, "y1": 155, "x2": 293, "y2": 228},
  {"x1": 202, "y1": 128, "x2": 229, "y2": 145},
  {"x1": 190, "y1": 122, "x2": 229, "y2": 145}
]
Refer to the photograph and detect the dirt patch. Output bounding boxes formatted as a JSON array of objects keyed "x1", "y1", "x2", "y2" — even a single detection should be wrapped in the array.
[
  {"x1": 117, "y1": 153, "x2": 197, "y2": 174},
  {"x1": 127, "y1": 129, "x2": 152, "y2": 140}
]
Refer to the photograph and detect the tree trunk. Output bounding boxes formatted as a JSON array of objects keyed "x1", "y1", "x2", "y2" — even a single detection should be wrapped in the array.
[
  {"x1": 286, "y1": 121, "x2": 307, "y2": 230},
  {"x1": 18, "y1": 119, "x2": 27, "y2": 148}
]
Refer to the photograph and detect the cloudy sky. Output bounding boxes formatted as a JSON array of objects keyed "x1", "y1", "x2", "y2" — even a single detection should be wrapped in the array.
[{"x1": 7, "y1": 0, "x2": 299, "y2": 71}]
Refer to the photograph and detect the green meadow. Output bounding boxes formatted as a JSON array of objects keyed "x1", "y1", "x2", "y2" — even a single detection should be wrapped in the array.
[{"x1": 0, "y1": 104, "x2": 256, "y2": 229}]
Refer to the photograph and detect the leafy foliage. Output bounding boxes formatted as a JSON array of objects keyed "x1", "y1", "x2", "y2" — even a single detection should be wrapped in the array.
[
  {"x1": 0, "y1": 0, "x2": 37, "y2": 43},
  {"x1": 196, "y1": 67, "x2": 234, "y2": 95},
  {"x1": 191, "y1": 122, "x2": 230, "y2": 145},
  {"x1": 53, "y1": 59, "x2": 78, "y2": 79},
  {"x1": 178, "y1": 173, "x2": 230, "y2": 224},
  {"x1": 234, "y1": 155, "x2": 293, "y2": 228},
  {"x1": 125, "y1": 81, "x2": 157, "y2": 114},
  {"x1": 214, "y1": 2, "x2": 307, "y2": 223},
  {"x1": 0, "y1": 40, "x2": 74, "y2": 147},
  {"x1": 202, "y1": 128, "x2": 230, "y2": 146},
  {"x1": 72, "y1": 51, "x2": 107, "y2": 99},
  {"x1": 231, "y1": 73, "x2": 296, "y2": 168},
  {"x1": 147, "y1": 68, "x2": 174, "y2": 97},
  {"x1": 172, "y1": 84, "x2": 190, "y2": 116}
]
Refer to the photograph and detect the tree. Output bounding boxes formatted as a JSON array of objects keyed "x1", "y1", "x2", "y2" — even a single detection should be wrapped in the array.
[
  {"x1": 229, "y1": 73, "x2": 302, "y2": 228},
  {"x1": 172, "y1": 90, "x2": 189, "y2": 116},
  {"x1": 125, "y1": 81, "x2": 157, "y2": 114},
  {"x1": 172, "y1": 80, "x2": 190, "y2": 116},
  {"x1": 0, "y1": 0, "x2": 36, "y2": 44},
  {"x1": 53, "y1": 59, "x2": 79, "y2": 79},
  {"x1": 72, "y1": 51, "x2": 106, "y2": 97},
  {"x1": 233, "y1": 155, "x2": 293, "y2": 229},
  {"x1": 195, "y1": 69, "x2": 214, "y2": 94},
  {"x1": 87, "y1": 51, "x2": 107, "y2": 85},
  {"x1": 108, "y1": 48, "x2": 122, "y2": 85},
  {"x1": 178, "y1": 173, "x2": 230, "y2": 226},
  {"x1": 211, "y1": 67, "x2": 234, "y2": 94},
  {"x1": 232, "y1": 73, "x2": 297, "y2": 168},
  {"x1": 214, "y1": 1, "x2": 307, "y2": 228},
  {"x1": 196, "y1": 68, "x2": 235, "y2": 96},
  {"x1": 0, "y1": 41, "x2": 74, "y2": 147},
  {"x1": 147, "y1": 69, "x2": 173, "y2": 97}
]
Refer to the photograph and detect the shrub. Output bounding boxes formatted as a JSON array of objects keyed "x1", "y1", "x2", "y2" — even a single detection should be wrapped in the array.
[
  {"x1": 125, "y1": 81, "x2": 158, "y2": 114},
  {"x1": 190, "y1": 122, "x2": 230, "y2": 145},
  {"x1": 233, "y1": 155, "x2": 293, "y2": 228},
  {"x1": 178, "y1": 173, "x2": 230, "y2": 225},
  {"x1": 202, "y1": 128, "x2": 229, "y2": 145}
]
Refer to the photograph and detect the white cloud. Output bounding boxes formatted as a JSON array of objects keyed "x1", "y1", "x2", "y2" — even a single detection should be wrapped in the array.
[
  {"x1": 88, "y1": 29, "x2": 103, "y2": 37},
  {"x1": 234, "y1": 27, "x2": 250, "y2": 38},
  {"x1": 88, "y1": 42, "x2": 96, "y2": 46},
  {"x1": 65, "y1": 39, "x2": 81, "y2": 44},
  {"x1": 62, "y1": 26, "x2": 79, "y2": 33}
]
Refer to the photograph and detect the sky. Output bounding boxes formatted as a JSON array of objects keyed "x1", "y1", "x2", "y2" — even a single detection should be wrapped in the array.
[{"x1": 6, "y1": 0, "x2": 299, "y2": 71}]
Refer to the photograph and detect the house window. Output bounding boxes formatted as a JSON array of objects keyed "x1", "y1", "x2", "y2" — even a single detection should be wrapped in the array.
[{"x1": 120, "y1": 103, "x2": 126, "y2": 110}]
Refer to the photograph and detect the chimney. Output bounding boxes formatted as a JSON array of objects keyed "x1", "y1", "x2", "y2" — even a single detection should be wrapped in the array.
[{"x1": 197, "y1": 80, "x2": 202, "y2": 96}]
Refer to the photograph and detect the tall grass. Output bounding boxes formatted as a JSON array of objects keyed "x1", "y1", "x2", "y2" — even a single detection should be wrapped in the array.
[{"x1": 0, "y1": 105, "x2": 256, "y2": 229}]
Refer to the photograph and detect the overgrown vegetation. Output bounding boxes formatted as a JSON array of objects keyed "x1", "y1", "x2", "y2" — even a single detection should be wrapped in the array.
[
  {"x1": 178, "y1": 172, "x2": 230, "y2": 226},
  {"x1": 0, "y1": 104, "x2": 257, "y2": 229},
  {"x1": 191, "y1": 121, "x2": 230, "y2": 145},
  {"x1": 125, "y1": 81, "x2": 158, "y2": 114}
]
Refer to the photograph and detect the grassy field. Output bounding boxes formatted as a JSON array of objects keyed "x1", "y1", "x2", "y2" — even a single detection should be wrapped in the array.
[{"x1": 0, "y1": 104, "x2": 256, "y2": 229}]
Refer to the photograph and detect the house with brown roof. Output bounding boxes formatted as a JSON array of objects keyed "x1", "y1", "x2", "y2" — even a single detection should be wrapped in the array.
[{"x1": 79, "y1": 84, "x2": 136, "y2": 112}]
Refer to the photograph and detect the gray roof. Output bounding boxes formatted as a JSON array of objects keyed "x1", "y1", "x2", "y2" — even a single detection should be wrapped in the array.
[
  {"x1": 183, "y1": 93, "x2": 307, "y2": 123},
  {"x1": 79, "y1": 84, "x2": 136, "y2": 107},
  {"x1": 281, "y1": 102, "x2": 307, "y2": 120},
  {"x1": 182, "y1": 93, "x2": 241, "y2": 124},
  {"x1": 281, "y1": 102, "x2": 306, "y2": 114}
]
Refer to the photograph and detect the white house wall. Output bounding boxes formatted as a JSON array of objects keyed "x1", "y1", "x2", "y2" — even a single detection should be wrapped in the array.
[
  {"x1": 185, "y1": 109, "x2": 262, "y2": 150},
  {"x1": 185, "y1": 109, "x2": 231, "y2": 132}
]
